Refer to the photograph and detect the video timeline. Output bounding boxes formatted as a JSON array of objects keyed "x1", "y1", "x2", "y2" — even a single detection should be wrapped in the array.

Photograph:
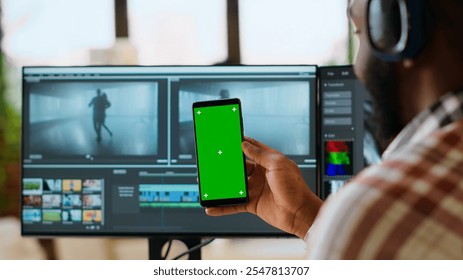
[{"x1": 139, "y1": 185, "x2": 200, "y2": 208}]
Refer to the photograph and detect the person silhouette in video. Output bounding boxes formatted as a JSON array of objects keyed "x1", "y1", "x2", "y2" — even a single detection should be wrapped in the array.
[
  {"x1": 219, "y1": 89, "x2": 230, "y2": 99},
  {"x1": 100, "y1": 93, "x2": 113, "y2": 137},
  {"x1": 88, "y1": 89, "x2": 112, "y2": 142}
]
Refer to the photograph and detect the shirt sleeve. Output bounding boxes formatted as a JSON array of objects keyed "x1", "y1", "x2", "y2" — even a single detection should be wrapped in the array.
[
  {"x1": 304, "y1": 179, "x2": 384, "y2": 259},
  {"x1": 305, "y1": 119, "x2": 463, "y2": 259}
]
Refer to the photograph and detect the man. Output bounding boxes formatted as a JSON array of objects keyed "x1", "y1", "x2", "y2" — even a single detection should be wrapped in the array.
[
  {"x1": 219, "y1": 89, "x2": 230, "y2": 99},
  {"x1": 207, "y1": 0, "x2": 463, "y2": 259},
  {"x1": 88, "y1": 89, "x2": 112, "y2": 142}
]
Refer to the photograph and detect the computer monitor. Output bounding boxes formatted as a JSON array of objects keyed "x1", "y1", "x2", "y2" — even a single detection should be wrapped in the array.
[
  {"x1": 319, "y1": 65, "x2": 381, "y2": 200},
  {"x1": 21, "y1": 65, "x2": 318, "y2": 237}
]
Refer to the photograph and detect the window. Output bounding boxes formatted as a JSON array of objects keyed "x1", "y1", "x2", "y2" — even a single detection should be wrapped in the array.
[
  {"x1": 2, "y1": 0, "x2": 114, "y2": 66},
  {"x1": 239, "y1": 0, "x2": 349, "y2": 65},
  {"x1": 128, "y1": 0, "x2": 227, "y2": 65},
  {"x1": 2, "y1": 0, "x2": 349, "y2": 111}
]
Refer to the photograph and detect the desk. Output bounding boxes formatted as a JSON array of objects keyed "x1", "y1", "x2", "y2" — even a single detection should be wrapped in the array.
[{"x1": 54, "y1": 237, "x2": 307, "y2": 260}]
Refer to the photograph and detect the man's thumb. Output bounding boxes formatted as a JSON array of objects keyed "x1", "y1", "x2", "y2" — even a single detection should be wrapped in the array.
[{"x1": 242, "y1": 140, "x2": 269, "y2": 168}]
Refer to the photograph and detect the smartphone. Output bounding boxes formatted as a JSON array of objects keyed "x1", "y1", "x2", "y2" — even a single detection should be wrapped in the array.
[{"x1": 192, "y1": 98, "x2": 249, "y2": 207}]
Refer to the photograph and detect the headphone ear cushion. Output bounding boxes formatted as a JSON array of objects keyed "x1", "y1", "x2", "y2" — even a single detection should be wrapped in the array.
[
  {"x1": 368, "y1": 0, "x2": 404, "y2": 52},
  {"x1": 367, "y1": 0, "x2": 430, "y2": 61}
]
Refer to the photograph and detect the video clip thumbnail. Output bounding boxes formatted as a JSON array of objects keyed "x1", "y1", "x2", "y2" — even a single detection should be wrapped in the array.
[
  {"x1": 23, "y1": 209, "x2": 42, "y2": 222},
  {"x1": 42, "y1": 194, "x2": 62, "y2": 208},
  {"x1": 42, "y1": 210, "x2": 62, "y2": 222},
  {"x1": 62, "y1": 194, "x2": 82, "y2": 207},
  {"x1": 82, "y1": 194, "x2": 102, "y2": 207},
  {"x1": 63, "y1": 179, "x2": 82, "y2": 192},
  {"x1": 23, "y1": 178, "x2": 43, "y2": 195},
  {"x1": 23, "y1": 195, "x2": 42, "y2": 207},
  {"x1": 62, "y1": 209, "x2": 82, "y2": 222},
  {"x1": 43, "y1": 179, "x2": 62, "y2": 192},
  {"x1": 83, "y1": 210, "x2": 102, "y2": 223},
  {"x1": 82, "y1": 179, "x2": 103, "y2": 192}
]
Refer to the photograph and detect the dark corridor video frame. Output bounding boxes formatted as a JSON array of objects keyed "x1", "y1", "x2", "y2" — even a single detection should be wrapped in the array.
[{"x1": 26, "y1": 81, "x2": 159, "y2": 159}]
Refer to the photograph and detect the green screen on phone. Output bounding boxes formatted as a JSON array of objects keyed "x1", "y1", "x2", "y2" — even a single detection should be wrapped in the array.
[{"x1": 193, "y1": 99, "x2": 248, "y2": 206}]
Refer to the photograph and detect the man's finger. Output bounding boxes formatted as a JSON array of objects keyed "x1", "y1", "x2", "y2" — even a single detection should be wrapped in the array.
[
  {"x1": 245, "y1": 160, "x2": 256, "y2": 177},
  {"x1": 242, "y1": 140, "x2": 280, "y2": 170},
  {"x1": 244, "y1": 136, "x2": 280, "y2": 153}
]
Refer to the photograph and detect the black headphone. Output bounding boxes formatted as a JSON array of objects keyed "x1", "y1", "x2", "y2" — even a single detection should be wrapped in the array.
[{"x1": 366, "y1": 0, "x2": 432, "y2": 61}]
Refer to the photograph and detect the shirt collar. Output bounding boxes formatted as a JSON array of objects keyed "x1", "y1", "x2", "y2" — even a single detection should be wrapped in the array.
[{"x1": 382, "y1": 90, "x2": 463, "y2": 160}]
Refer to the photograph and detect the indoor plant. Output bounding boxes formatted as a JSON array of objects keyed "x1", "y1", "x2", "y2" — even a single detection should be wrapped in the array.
[{"x1": 0, "y1": 54, "x2": 21, "y2": 217}]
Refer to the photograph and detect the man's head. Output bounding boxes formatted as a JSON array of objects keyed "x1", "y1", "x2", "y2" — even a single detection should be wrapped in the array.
[
  {"x1": 96, "y1": 89, "x2": 102, "y2": 96},
  {"x1": 219, "y1": 89, "x2": 230, "y2": 99},
  {"x1": 349, "y1": 0, "x2": 463, "y2": 149}
]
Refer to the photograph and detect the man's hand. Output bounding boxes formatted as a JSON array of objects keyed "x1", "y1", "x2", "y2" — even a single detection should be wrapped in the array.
[{"x1": 206, "y1": 137, "x2": 323, "y2": 239}]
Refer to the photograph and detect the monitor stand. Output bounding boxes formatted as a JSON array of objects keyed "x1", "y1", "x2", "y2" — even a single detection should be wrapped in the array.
[{"x1": 148, "y1": 238, "x2": 202, "y2": 260}]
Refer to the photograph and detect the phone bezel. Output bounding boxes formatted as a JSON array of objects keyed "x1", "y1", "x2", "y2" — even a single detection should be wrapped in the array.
[{"x1": 192, "y1": 98, "x2": 249, "y2": 207}]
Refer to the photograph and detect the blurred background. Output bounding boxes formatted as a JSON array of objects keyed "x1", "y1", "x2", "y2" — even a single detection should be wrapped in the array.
[{"x1": 0, "y1": 0, "x2": 355, "y2": 259}]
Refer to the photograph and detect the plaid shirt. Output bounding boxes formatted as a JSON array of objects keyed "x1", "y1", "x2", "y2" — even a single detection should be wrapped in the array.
[{"x1": 306, "y1": 91, "x2": 463, "y2": 259}]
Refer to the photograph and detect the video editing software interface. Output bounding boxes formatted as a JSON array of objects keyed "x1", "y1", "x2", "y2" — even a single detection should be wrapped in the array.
[
  {"x1": 21, "y1": 66, "x2": 318, "y2": 235},
  {"x1": 319, "y1": 66, "x2": 381, "y2": 200}
]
